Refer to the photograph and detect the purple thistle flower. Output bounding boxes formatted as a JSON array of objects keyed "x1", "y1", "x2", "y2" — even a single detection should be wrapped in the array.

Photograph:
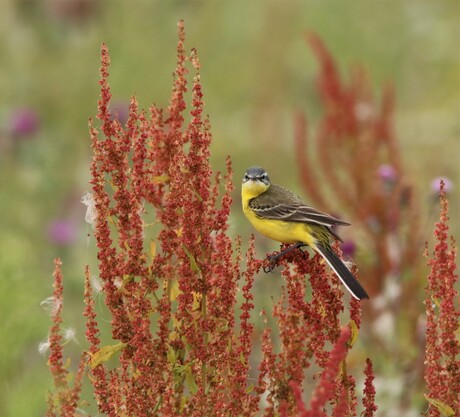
[
  {"x1": 47, "y1": 220, "x2": 77, "y2": 246},
  {"x1": 431, "y1": 177, "x2": 453, "y2": 194},
  {"x1": 341, "y1": 240, "x2": 356, "y2": 258},
  {"x1": 9, "y1": 107, "x2": 40, "y2": 137},
  {"x1": 377, "y1": 164, "x2": 397, "y2": 183}
]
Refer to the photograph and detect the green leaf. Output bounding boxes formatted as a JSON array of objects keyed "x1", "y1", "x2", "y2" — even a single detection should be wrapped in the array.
[
  {"x1": 169, "y1": 279, "x2": 180, "y2": 302},
  {"x1": 182, "y1": 244, "x2": 201, "y2": 273},
  {"x1": 89, "y1": 342, "x2": 127, "y2": 369},
  {"x1": 167, "y1": 346, "x2": 178, "y2": 365},
  {"x1": 185, "y1": 367, "x2": 198, "y2": 395},
  {"x1": 153, "y1": 397, "x2": 162, "y2": 413},
  {"x1": 424, "y1": 395, "x2": 455, "y2": 416},
  {"x1": 153, "y1": 175, "x2": 170, "y2": 184},
  {"x1": 348, "y1": 320, "x2": 359, "y2": 347}
]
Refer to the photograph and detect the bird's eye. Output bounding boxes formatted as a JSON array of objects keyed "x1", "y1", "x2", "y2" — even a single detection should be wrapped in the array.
[{"x1": 243, "y1": 174, "x2": 249, "y2": 182}]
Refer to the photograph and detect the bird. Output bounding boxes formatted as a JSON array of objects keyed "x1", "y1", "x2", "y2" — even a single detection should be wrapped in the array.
[{"x1": 241, "y1": 166, "x2": 369, "y2": 300}]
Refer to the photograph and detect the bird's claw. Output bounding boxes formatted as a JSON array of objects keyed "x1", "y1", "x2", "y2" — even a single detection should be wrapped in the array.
[{"x1": 263, "y1": 255, "x2": 278, "y2": 273}]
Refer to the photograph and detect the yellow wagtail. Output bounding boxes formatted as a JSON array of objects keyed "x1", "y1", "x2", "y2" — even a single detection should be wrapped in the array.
[{"x1": 241, "y1": 166, "x2": 369, "y2": 300}]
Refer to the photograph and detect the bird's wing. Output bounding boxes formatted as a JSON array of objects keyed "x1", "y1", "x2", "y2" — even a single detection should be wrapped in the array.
[{"x1": 249, "y1": 201, "x2": 350, "y2": 227}]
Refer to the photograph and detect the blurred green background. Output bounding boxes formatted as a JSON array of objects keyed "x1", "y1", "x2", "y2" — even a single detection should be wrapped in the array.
[{"x1": 1, "y1": 1, "x2": 459, "y2": 416}]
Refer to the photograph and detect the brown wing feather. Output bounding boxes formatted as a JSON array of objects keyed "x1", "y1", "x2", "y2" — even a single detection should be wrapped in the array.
[{"x1": 249, "y1": 184, "x2": 350, "y2": 228}]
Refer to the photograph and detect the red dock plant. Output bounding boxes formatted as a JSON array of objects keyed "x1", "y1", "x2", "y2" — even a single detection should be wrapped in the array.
[
  {"x1": 82, "y1": 21, "x2": 262, "y2": 416},
  {"x1": 294, "y1": 35, "x2": 442, "y2": 413},
  {"x1": 423, "y1": 182, "x2": 460, "y2": 417},
  {"x1": 295, "y1": 33, "x2": 422, "y2": 299},
  {"x1": 44, "y1": 22, "x2": 377, "y2": 416},
  {"x1": 45, "y1": 259, "x2": 85, "y2": 416}
]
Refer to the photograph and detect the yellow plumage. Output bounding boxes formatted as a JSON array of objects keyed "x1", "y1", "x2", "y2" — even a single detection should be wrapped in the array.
[{"x1": 242, "y1": 198, "x2": 316, "y2": 246}]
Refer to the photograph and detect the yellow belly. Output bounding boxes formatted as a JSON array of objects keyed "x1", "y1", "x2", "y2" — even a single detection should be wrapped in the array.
[{"x1": 243, "y1": 203, "x2": 316, "y2": 246}]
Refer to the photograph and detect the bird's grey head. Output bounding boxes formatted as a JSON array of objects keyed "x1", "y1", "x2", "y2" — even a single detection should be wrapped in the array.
[{"x1": 243, "y1": 166, "x2": 270, "y2": 185}]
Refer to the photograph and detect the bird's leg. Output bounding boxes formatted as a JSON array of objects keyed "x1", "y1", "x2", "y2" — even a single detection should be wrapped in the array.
[{"x1": 263, "y1": 242, "x2": 306, "y2": 273}]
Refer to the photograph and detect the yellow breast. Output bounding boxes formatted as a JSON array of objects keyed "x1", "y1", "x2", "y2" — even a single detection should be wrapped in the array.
[{"x1": 241, "y1": 186, "x2": 316, "y2": 246}]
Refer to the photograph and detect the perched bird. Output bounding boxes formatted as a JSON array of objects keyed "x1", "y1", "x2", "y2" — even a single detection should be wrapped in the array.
[{"x1": 241, "y1": 166, "x2": 369, "y2": 300}]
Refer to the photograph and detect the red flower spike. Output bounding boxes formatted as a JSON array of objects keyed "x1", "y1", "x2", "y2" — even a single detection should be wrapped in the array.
[
  {"x1": 424, "y1": 181, "x2": 460, "y2": 416},
  {"x1": 345, "y1": 374, "x2": 358, "y2": 417},
  {"x1": 83, "y1": 267, "x2": 117, "y2": 416},
  {"x1": 47, "y1": 258, "x2": 67, "y2": 390},
  {"x1": 362, "y1": 358, "x2": 378, "y2": 417},
  {"x1": 97, "y1": 43, "x2": 114, "y2": 139},
  {"x1": 290, "y1": 381, "x2": 308, "y2": 417},
  {"x1": 45, "y1": 260, "x2": 90, "y2": 416},
  {"x1": 308, "y1": 326, "x2": 351, "y2": 416},
  {"x1": 332, "y1": 387, "x2": 349, "y2": 417},
  {"x1": 83, "y1": 268, "x2": 99, "y2": 352}
]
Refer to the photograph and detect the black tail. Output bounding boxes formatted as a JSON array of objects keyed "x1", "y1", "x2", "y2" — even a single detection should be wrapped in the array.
[{"x1": 315, "y1": 243, "x2": 369, "y2": 300}]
